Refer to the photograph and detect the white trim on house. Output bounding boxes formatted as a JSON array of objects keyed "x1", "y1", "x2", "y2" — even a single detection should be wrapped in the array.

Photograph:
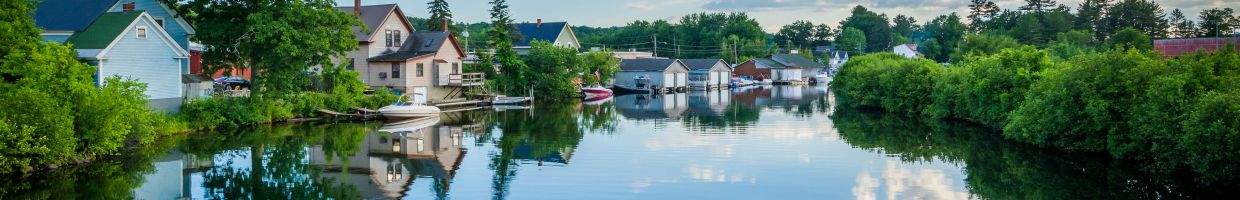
[
  {"x1": 40, "y1": 30, "x2": 75, "y2": 36},
  {"x1": 365, "y1": 6, "x2": 413, "y2": 43},
  {"x1": 96, "y1": 12, "x2": 190, "y2": 59},
  {"x1": 558, "y1": 24, "x2": 581, "y2": 48}
]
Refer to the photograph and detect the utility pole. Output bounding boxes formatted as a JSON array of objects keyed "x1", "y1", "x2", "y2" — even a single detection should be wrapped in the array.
[
  {"x1": 653, "y1": 35, "x2": 659, "y2": 57},
  {"x1": 674, "y1": 34, "x2": 680, "y2": 58}
]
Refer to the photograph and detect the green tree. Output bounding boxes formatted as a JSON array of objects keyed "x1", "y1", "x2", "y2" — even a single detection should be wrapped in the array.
[
  {"x1": 1075, "y1": 0, "x2": 1110, "y2": 37},
  {"x1": 835, "y1": 27, "x2": 867, "y2": 54},
  {"x1": 1198, "y1": 8, "x2": 1238, "y2": 37},
  {"x1": 169, "y1": 0, "x2": 359, "y2": 96},
  {"x1": 840, "y1": 6, "x2": 893, "y2": 52},
  {"x1": 811, "y1": 24, "x2": 834, "y2": 47},
  {"x1": 951, "y1": 34, "x2": 1022, "y2": 61},
  {"x1": 921, "y1": 14, "x2": 967, "y2": 62},
  {"x1": 0, "y1": 0, "x2": 39, "y2": 58},
  {"x1": 522, "y1": 41, "x2": 583, "y2": 99},
  {"x1": 832, "y1": 53, "x2": 944, "y2": 116},
  {"x1": 580, "y1": 51, "x2": 619, "y2": 86},
  {"x1": 1020, "y1": 0, "x2": 1058, "y2": 13},
  {"x1": 892, "y1": 15, "x2": 919, "y2": 40},
  {"x1": 967, "y1": 0, "x2": 1001, "y2": 32},
  {"x1": 931, "y1": 47, "x2": 1052, "y2": 128},
  {"x1": 1168, "y1": 9, "x2": 1199, "y2": 38},
  {"x1": 1105, "y1": 0, "x2": 1169, "y2": 38},
  {"x1": 1106, "y1": 28, "x2": 1152, "y2": 50},
  {"x1": 775, "y1": 20, "x2": 815, "y2": 49},
  {"x1": 426, "y1": 0, "x2": 452, "y2": 31},
  {"x1": 485, "y1": 0, "x2": 532, "y2": 95}
]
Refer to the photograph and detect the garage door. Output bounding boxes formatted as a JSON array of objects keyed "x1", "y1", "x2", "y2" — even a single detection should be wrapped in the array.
[
  {"x1": 663, "y1": 73, "x2": 675, "y2": 88},
  {"x1": 676, "y1": 73, "x2": 687, "y2": 87}
]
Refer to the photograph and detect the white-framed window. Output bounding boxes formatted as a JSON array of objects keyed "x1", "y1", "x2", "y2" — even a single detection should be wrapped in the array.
[
  {"x1": 392, "y1": 30, "x2": 402, "y2": 47},
  {"x1": 390, "y1": 63, "x2": 400, "y2": 78},
  {"x1": 136, "y1": 26, "x2": 147, "y2": 39},
  {"x1": 416, "y1": 63, "x2": 424, "y2": 77}
]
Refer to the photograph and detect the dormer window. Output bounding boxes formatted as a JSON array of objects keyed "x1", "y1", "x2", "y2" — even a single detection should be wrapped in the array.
[
  {"x1": 154, "y1": 18, "x2": 165, "y2": 28},
  {"x1": 385, "y1": 29, "x2": 402, "y2": 47},
  {"x1": 136, "y1": 26, "x2": 147, "y2": 39}
]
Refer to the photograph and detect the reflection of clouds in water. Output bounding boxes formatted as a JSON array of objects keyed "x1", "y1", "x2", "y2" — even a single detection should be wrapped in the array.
[
  {"x1": 853, "y1": 161, "x2": 973, "y2": 200},
  {"x1": 853, "y1": 171, "x2": 880, "y2": 200},
  {"x1": 687, "y1": 164, "x2": 754, "y2": 183}
]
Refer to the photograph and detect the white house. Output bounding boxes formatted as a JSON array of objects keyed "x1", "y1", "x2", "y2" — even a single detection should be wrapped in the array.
[
  {"x1": 771, "y1": 54, "x2": 826, "y2": 83},
  {"x1": 893, "y1": 43, "x2": 921, "y2": 59},
  {"x1": 680, "y1": 59, "x2": 732, "y2": 90},
  {"x1": 513, "y1": 20, "x2": 581, "y2": 54},
  {"x1": 615, "y1": 58, "x2": 690, "y2": 93}
]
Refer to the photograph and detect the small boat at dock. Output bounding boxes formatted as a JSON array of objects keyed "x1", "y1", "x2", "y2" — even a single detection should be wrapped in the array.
[
  {"x1": 492, "y1": 95, "x2": 533, "y2": 105},
  {"x1": 378, "y1": 100, "x2": 441, "y2": 120},
  {"x1": 581, "y1": 85, "x2": 613, "y2": 99}
]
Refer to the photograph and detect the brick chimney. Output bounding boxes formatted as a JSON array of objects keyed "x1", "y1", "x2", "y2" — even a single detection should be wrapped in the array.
[
  {"x1": 353, "y1": 0, "x2": 360, "y2": 16},
  {"x1": 122, "y1": 3, "x2": 135, "y2": 12},
  {"x1": 536, "y1": 19, "x2": 542, "y2": 28},
  {"x1": 442, "y1": 19, "x2": 449, "y2": 32}
]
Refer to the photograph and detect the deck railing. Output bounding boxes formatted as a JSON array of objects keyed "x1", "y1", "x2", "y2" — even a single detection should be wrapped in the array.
[{"x1": 447, "y1": 73, "x2": 485, "y2": 86}]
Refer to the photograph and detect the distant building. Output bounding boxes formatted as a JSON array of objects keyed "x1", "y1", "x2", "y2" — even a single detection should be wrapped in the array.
[
  {"x1": 367, "y1": 31, "x2": 479, "y2": 104},
  {"x1": 1153, "y1": 37, "x2": 1240, "y2": 57},
  {"x1": 612, "y1": 51, "x2": 656, "y2": 59},
  {"x1": 892, "y1": 43, "x2": 920, "y2": 58},
  {"x1": 513, "y1": 19, "x2": 581, "y2": 54},
  {"x1": 771, "y1": 54, "x2": 827, "y2": 82},
  {"x1": 733, "y1": 59, "x2": 773, "y2": 81},
  {"x1": 680, "y1": 59, "x2": 732, "y2": 90},
  {"x1": 616, "y1": 58, "x2": 690, "y2": 93}
]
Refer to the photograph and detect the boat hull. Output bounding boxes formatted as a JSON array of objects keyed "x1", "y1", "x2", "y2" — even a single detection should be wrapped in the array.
[
  {"x1": 378, "y1": 105, "x2": 441, "y2": 120},
  {"x1": 611, "y1": 84, "x2": 651, "y2": 94}
]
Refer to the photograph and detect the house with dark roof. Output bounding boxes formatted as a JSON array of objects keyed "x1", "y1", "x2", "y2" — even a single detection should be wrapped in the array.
[
  {"x1": 680, "y1": 59, "x2": 732, "y2": 90},
  {"x1": 335, "y1": 4, "x2": 416, "y2": 83},
  {"x1": 309, "y1": 122, "x2": 467, "y2": 199},
  {"x1": 772, "y1": 54, "x2": 827, "y2": 82},
  {"x1": 513, "y1": 20, "x2": 581, "y2": 54},
  {"x1": 616, "y1": 58, "x2": 690, "y2": 93},
  {"x1": 366, "y1": 31, "x2": 478, "y2": 104}
]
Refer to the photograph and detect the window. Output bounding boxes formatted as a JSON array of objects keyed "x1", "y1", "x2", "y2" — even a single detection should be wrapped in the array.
[
  {"x1": 385, "y1": 30, "x2": 393, "y2": 47},
  {"x1": 392, "y1": 30, "x2": 402, "y2": 47},
  {"x1": 136, "y1": 26, "x2": 147, "y2": 39},
  {"x1": 416, "y1": 63, "x2": 424, "y2": 77},
  {"x1": 346, "y1": 59, "x2": 355, "y2": 70},
  {"x1": 452, "y1": 63, "x2": 460, "y2": 74},
  {"x1": 154, "y1": 18, "x2": 165, "y2": 28},
  {"x1": 390, "y1": 63, "x2": 400, "y2": 78}
]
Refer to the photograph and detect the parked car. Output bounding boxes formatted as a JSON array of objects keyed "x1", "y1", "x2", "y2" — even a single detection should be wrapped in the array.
[{"x1": 214, "y1": 76, "x2": 250, "y2": 90}]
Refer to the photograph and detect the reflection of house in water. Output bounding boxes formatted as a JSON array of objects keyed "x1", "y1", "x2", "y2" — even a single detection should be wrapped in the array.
[
  {"x1": 133, "y1": 150, "x2": 190, "y2": 200},
  {"x1": 614, "y1": 93, "x2": 689, "y2": 120},
  {"x1": 686, "y1": 90, "x2": 732, "y2": 116},
  {"x1": 307, "y1": 119, "x2": 467, "y2": 199}
]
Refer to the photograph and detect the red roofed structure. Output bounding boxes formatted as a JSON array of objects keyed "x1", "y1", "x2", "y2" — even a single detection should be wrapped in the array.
[{"x1": 1153, "y1": 37, "x2": 1240, "y2": 57}]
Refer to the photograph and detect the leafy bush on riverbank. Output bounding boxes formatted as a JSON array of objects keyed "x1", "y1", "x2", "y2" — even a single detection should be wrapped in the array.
[
  {"x1": 832, "y1": 45, "x2": 1240, "y2": 182},
  {"x1": 0, "y1": 1, "x2": 175, "y2": 173},
  {"x1": 833, "y1": 53, "x2": 943, "y2": 116}
]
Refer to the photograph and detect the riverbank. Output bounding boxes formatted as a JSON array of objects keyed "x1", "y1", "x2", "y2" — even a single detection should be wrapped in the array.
[{"x1": 832, "y1": 46, "x2": 1240, "y2": 183}]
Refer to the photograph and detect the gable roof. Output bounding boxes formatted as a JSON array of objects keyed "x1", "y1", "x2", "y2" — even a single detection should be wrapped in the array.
[
  {"x1": 680, "y1": 59, "x2": 730, "y2": 71},
  {"x1": 66, "y1": 12, "x2": 143, "y2": 49},
  {"x1": 34, "y1": 0, "x2": 121, "y2": 31},
  {"x1": 369, "y1": 31, "x2": 464, "y2": 62},
  {"x1": 513, "y1": 22, "x2": 568, "y2": 47},
  {"x1": 771, "y1": 54, "x2": 824, "y2": 68},
  {"x1": 620, "y1": 58, "x2": 687, "y2": 72},
  {"x1": 753, "y1": 58, "x2": 790, "y2": 69},
  {"x1": 335, "y1": 4, "x2": 411, "y2": 42}
]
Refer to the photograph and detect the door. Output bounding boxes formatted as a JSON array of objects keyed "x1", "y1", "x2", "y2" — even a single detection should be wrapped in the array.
[
  {"x1": 663, "y1": 73, "x2": 675, "y2": 88},
  {"x1": 412, "y1": 87, "x2": 428, "y2": 104},
  {"x1": 709, "y1": 71, "x2": 720, "y2": 87},
  {"x1": 676, "y1": 73, "x2": 687, "y2": 87}
]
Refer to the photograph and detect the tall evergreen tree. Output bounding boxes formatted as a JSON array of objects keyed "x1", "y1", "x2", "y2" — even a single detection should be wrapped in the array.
[
  {"x1": 1169, "y1": 9, "x2": 1199, "y2": 38},
  {"x1": 892, "y1": 15, "x2": 919, "y2": 40},
  {"x1": 1198, "y1": 8, "x2": 1238, "y2": 37},
  {"x1": 486, "y1": 0, "x2": 530, "y2": 95},
  {"x1": 967, "y1": 0, "x2": 1000, "y2": 32},
  {"x1": 426, "y1": 0, "x2": 452, "y2": 31},
  {"x1": 1020, "y1": 0, "x2": 1058, "y2": 13},
  {"x1": 812, "y1": 24, "x2": 834, "y2": 47},
  {"x1": 1105, "y1": 0, "x2": 1169, "y2": 38},
  {"x1": 1075, "y1": 0, "x2": 1109, "y2": 36}
]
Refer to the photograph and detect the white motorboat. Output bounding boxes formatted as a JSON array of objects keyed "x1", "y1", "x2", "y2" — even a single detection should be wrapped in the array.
[
  {"x1": 378, "y1": 101, "x2": 441, "y2": 119},
  {"x1": 492, "y1": 95, "x2": 533, "y2": 105},
  {"x1": 378, "y1": 116, "x2": 441, "y2": 134}
]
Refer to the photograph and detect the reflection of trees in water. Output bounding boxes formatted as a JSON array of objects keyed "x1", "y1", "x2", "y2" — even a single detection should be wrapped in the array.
[
  {"x1": 832, "y1": 108, "x2": 1234, "y2": 199},
  {"x1": 183, "y1": 125, "x2": 366, "y2": 199},
  {"x1": 477, "y1": 103, "x2": 588, "y2": 200},
  {"x1": 580, "y1": 100, "x2": 619, "y2": 134},
  {"x1": 1, "y1": 135, "x2": 183, "y2": 199}
]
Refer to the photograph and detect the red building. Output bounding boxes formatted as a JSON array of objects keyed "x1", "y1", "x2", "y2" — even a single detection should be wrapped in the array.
[
  {"x1": 189, "y1": 50, "x2": 251, "y2": 80},
  {"x1": 1153, "y1": 37, "x2": 1240, "y2": 57}
]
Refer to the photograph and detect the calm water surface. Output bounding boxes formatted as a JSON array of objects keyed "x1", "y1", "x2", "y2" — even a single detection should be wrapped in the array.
[{"x1": 4, "y1": 86, "x2": 1231, "y2": 199}]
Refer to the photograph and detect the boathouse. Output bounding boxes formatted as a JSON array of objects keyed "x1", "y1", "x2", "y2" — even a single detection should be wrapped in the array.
[{"x1": 616, "y1": 58, "x2": 690, "y2": 93}]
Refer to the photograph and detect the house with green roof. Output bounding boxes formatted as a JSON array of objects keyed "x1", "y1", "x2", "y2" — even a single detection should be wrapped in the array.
[{"x1": 46, "y1": 11, "x2": 190, "y2": 111}]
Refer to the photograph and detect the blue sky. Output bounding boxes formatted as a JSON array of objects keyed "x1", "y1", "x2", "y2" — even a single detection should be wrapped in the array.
[{"x1": 338, "y1": 0, "x2": 1239, "y2": 32}]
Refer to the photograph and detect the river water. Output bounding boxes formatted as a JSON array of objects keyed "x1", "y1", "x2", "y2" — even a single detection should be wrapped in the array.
[{"x1": 3, "y1": 85, "x2": 1231, "y2": 199}]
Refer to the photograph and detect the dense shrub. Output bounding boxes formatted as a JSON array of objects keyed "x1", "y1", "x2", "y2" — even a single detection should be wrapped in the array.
[
  {"x1": 1003, "y1": 50, "x2": 1161, "y2": 152},
  {"x1": 833, "y1": 53, "x2": 943, "y2": 116},
  {"x1": 931, "y1": 47, "x2": 1054, "y2": 128},
  {"x1": 950, "y1": 34, "x2": 1022, "y2": 62},
  {"x1": 1180, "y1": 89, "x2": 1240, "y2": 182}
]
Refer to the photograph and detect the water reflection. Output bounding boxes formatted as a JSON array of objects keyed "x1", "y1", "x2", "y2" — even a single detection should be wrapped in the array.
[{"x1": 3, "y1": 85, "x2": 1235, "y2": 199}]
